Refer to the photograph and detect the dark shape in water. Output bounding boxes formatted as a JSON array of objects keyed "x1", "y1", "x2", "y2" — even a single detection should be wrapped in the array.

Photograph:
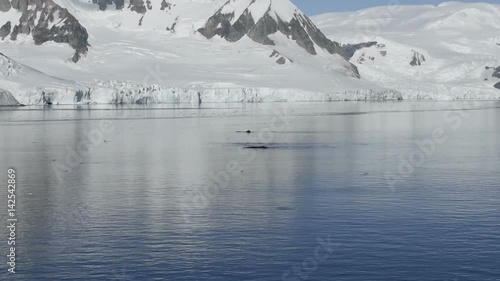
[
  {"x1": 275, "y1": 206, "x2": 294, "y2": 211},
  {"x1": 244, "y1": 145, "x2": 268, "y2": 149}
]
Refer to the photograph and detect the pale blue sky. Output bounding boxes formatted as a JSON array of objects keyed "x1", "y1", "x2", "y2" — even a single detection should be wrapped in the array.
[{"x1": 291, "y1": 0, "x2": 500, "y2": 15}]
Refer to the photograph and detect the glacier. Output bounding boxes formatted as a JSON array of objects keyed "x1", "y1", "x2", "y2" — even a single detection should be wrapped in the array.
[{"x1": 0, "y1": 0, "x2": 499, "y2": 105}]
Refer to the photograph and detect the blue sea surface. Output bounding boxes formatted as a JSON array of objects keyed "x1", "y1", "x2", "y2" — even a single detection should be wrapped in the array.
[{"x1": 0, "y1": 101, "x2": 499, "y2": 280}]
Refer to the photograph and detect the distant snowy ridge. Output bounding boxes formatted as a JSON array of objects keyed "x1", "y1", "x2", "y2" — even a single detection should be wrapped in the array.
[
  {"x1": 197, "y1": 0, "x2": 352, "y2": 64},
  {"x1": 313, "y1": 2, "x2": 500, "y2": 99}
]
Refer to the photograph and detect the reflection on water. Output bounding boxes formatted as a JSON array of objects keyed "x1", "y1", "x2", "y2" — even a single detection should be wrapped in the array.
[{"x1": 0, "y1": 101, "x2": 499, "y2": 281}]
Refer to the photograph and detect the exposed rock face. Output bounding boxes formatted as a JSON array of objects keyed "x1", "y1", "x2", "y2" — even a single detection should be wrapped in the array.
[
  {"x1": 92, "y1": 0, "x2": 172, "y2": 14},
  {"x1": 0, "y1": 0, "x2": 89, "y2": 62},
  {"x1": 492, "y1": 67, "x2": 500, "y2": 79},
  {"x1": 166, "y1": 16, "x2": 178, "y2": 32},
  {"x1": 160, "y1": 0, "x2": 172, "y2": 11},
  {"x1": 486, "y1": 66, "x2": 500, "y2": 89},
  {"x1": 0, "y1": 0, "x2": 11, "y2": 12},
  {"x1": 484, "y1": 66, "x2": 500, "y2": 81},
  {"x1": 93, "y1": 0, "x2": 148, "y2": 13},
  {"x1": 92, "y1": 0, "x2": 125, "y2": 11},
  {"x1": 357, "y1": 52, "x2": 376, "y2": 64},
  {"x1": 0, "y1": 21, "x2": 11, "y2": 40},
  {"x1": 198, "y1": 1, "x2": 350, "y2": 61},
  {"x1": 270, "y1": 49, "x2": 292, "y2": 65},
  {"x1": 349, "y1": 43, "x2": 387, "y2": 64},
  {"x1": 200, "y1": 8, "x2": 254, "y2": 42},
  {"x1": 129, "y1": 0, "x2": 147, "y2": 13},
  {"x1": 410, "y1": 50, "x2": 426, "y2": 66},
  {"x1": 342, "y1": 41, "x2": 377, "y2": 60}
]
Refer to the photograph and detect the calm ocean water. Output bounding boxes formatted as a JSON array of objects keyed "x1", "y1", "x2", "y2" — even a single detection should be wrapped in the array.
[{"x1": 1, "y1": 101, "x2": 499, "y2": 281}]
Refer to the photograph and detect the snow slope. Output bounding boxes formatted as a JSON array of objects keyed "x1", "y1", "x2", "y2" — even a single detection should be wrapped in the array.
[
  {"x1": 0, "y1": 51, "x2": 85, "y2": 105},
  {"x1": 0, "y1": 0, "x2": 400, "y2": 105},
  {"x1": 0, "y1": 88, "x2": 20, "y2": 106},
  {"x1": 313, "y1": 2, "x2": 500, "y2": 100}
]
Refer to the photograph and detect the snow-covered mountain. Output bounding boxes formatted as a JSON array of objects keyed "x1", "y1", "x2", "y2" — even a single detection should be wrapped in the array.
[
  {"x1": 1, "y1": 0, "x2": 399, "y2": 105},
  {"x1": 0, "y1": 0, "x2": 89, "y2": 62},
  {"x1": 197, "y1": 0, "x2": 349, "y2": 58},
  {"x1": 1, "y1": 1, "x2": 499, "y2": 105},
  {"x1": 313, "y1": 2, "x2": 500, "y2": 100}
]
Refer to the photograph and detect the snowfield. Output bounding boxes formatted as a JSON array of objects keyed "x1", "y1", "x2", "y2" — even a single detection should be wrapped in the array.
[
  {"x1": 0, "y1": 0, "x2": 499, "y2": 105},
  {"x1": 313, "y1": 2, "x2": 500, "y2": 101}
]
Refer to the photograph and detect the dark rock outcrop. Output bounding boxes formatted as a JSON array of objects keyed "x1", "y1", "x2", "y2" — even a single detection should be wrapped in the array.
[
  {"x1": 270, "y1": 49, "x2": 292, "y2": 65},
  {"x1": 410, "y1": 50, "x2": 426, "y2": 66},
  {"x1": 198, "y1": 8, "x2": 256, "y2": 43},
  {"x1": 0, "y1": 0, "x2": 89, "y2": 62},
  {"x1": 0, "y1": 0, "x2": 11, "y2": 12},
  {"x1": 342, "y1": 41, "x2": 377, "y2": 60},
  {"x1": 166, "y1": 16, "x2": 178, "y2": 32},
  {"x1": 491, "y1": 67, "x2": 500, "y2": 78},
  {"x1": 247, "y1": 11, "x2": 277, "y2": 45},
  {"x1": 494, "y1": 82, "x2": 500, "y2": 89},
  {"x1": 92, "y1": 0, "x2": 125, "y2": 11},
  {"x1": 0, "y1": 21, "x2": 11, "y2": 40},
  {"x1": 92, "y1": 0, "x2": 145, "y2": 13},
  {"x1": 129, "y1": 0, "x2": 146, "y2": 14},
  {"x1": 160, "y1": 0, "x2": 172, "y2": 11},
  {"x1": 357, "y1": 52, "x2": 376, "y2": 64},
  {"x1": 92, "y1": 0, "x2": 172, "y2": 14},
  {"x1": 276, "y1": 57, "x2": 286, "y2": 65},
  {"x1": 300, "y1": 14, "x2": 346, "y2": 57},
  {"x1": 198, "y1": 1, "x2": 357, "y2": 77},
  {"x1": 484, "y1": 66, "x2": 500, "y2": 83},
  {"x1": 199, "y1": 5, "x2": 347, "y2": 58}
]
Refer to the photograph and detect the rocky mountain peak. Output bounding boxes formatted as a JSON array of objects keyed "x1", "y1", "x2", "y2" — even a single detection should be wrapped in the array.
[
  {"x1": 0, "y1": 0, "x2": 89, "y2": 62},
  {"x1": 198, "y1": 0, "x2": 349, "y2": 60}
]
